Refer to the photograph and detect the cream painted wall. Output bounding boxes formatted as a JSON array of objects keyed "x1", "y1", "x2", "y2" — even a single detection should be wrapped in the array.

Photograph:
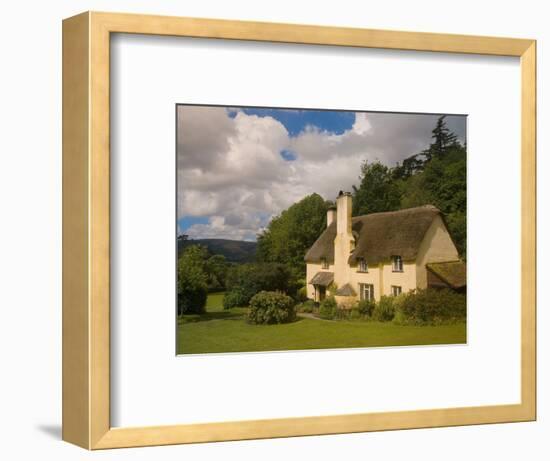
[
  {"x1": 349, "y1": 266, "x2": 381, "y2": 299},
  {"x1": 380, "y1": 261, "x2": 417, "y2": 298},
  {"x1": 415, "y1": 215, "x2": 461, "y2": 289},
  {"x1": 349, "y1": 261, "x2": 417, "y2": 301},
  {"x1": 308, "y1": 261, "x2": 417, "y2": 302}
]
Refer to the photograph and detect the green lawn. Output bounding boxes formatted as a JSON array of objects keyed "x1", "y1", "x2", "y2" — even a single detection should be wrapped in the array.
[
  {"x1": 177, "y1": 292, "x2": 466, "y2": 355},
  {"x1": 205, "y1": 291, "x2": 225, "y2": 311}
]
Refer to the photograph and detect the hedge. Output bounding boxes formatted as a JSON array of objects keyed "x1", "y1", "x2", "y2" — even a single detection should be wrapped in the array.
[{"x1": 394, "y1": 288, "x2": 466, "y2": 325}]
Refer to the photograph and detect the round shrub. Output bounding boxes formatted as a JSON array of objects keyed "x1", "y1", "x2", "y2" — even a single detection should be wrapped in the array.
[
  {"x1": 222, "y1": 289, "x2": 249, "y2": 309},
  {"x1": 372, "y1": 295, "x2": 395, "y2": 322},
  {"x1": 247, "y1": 291, "x2": 296, "y2": 325},
  {"x1": 319, "y1": 296, "x2": 337, "y2": 320}
]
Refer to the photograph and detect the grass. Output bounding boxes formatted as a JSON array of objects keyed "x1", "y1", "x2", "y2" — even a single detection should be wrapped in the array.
[
  {"x1": 177, "y1": 292, "x2": 466, "y2": 354},
  {"x1": 178, "y1": 292, "x2": 247, "y2": 323},
  {"x1": 206, "y1": 292, "x2": 225, "y2": 310}
]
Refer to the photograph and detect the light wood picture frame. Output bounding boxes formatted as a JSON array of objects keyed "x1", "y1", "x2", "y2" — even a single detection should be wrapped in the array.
[{"x1": 62, "y1": 11, "x2": 536, "y2": 450}]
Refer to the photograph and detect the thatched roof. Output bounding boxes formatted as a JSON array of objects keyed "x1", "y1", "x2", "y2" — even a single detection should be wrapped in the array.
[
  {"x1": 335, "y1": 283, "x2": 356, "y2": 296},
  {"x1": 305, "y1": 205, "x2": 442, "y2": 265},
  {"x1": 426, "y1": 261, "x2": 466, "y2": 289},
  {"x1": 309, "y1": 271, "x2": 334, "y2": 286}
]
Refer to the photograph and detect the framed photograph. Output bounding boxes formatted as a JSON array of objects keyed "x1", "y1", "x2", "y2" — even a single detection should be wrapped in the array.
[
  {"x1": 175, "y1": 104, "x2": 468, "y2": 354},
  {"x1": 62, "y1": 11, "x2": 536, "y2": 449}
]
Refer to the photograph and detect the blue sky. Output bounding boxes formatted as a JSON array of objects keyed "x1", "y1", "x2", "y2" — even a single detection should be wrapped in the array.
[
  {"x1": 229, "y1": 108, "x2": 356, "y2": 136},
  {"x1": 177, "y1": 106, "x2": 466, "y2": 240},
  {"x1": 179, "y1": 216, "x2": 209, "y2": 232}
]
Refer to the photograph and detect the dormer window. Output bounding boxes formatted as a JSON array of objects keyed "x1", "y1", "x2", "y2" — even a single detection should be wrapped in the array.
[
  {"x1": 358, "y1": 258, "x2": 368, "y2": 273},
  {"x1": 392, "y1": 255, "x2": 403, "y2": 272},
  {"x1": 321, "y1": 258, "x2": 329, "y2": 270}
]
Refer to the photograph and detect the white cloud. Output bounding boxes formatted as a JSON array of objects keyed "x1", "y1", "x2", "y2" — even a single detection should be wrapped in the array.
[
  {"x1": 177, "y1": 107, "x2": 466, "y2": 241},
  {"x1": 352, "y1": 112, "x2": 372, "y2": 135},
  {"x1": 185, "y1": 213, "x2": 266, "y2": 242},
  {"x1": 176, "y1": 105, "x2": 236, "y2": 170}
]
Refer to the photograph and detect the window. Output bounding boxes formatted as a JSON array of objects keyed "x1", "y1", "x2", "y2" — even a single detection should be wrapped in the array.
[
  {"x1": 357, "y1": 258, "x2": 368, "y2": 272},
  {"x1": 359, "y1": 283, "x2": 374, "y2": 301},
  {"x1": 321, "y1": 258, "x2": 329, "y2": 269},
  {"x1": 391, "y1": 285, "x2": 402, "y2": 296},
  {"x1": 392, "y1": 255, "x2": 403, "y2": 272}
]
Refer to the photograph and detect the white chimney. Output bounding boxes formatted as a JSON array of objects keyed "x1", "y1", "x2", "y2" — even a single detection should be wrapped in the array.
[
  {"x1": 327, "y1": 206, "x2": 337, "y2": 228},
  {"x1": 333, "y1": 191, "x2": 354, "y2": 287},
  {"x1": 336, "y1": 191, "x2": 352, "y2": 237}
]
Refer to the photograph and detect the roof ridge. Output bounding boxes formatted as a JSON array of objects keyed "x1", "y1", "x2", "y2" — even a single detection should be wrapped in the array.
[{"x1": 352, "y1": 204, "x2": 440, "y2": 220}]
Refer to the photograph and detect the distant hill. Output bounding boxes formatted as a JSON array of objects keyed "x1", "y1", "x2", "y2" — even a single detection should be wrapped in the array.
[{"x1": 177, "y1": 237, "x2": 257, "y2": 264}]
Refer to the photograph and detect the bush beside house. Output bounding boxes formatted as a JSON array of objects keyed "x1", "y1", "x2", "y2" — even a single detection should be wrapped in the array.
[
  {"x1": 395, "y1": 288, "x2": 466, "y2": 325},
  {"x1": 372, "y1": 296, "x2": 396, "y2": 322},
  {"x1": 319, "y1": 296, "x2": 338, "y2": 319},
  {"x1": 296, "y1": 299, "x2": 317, "y2": 313},
  {"x1": 310, "y1": 289, "x2": 465, "y2": 325},
  {"x1": 357, "y1": 299, "x2": 376, "y2": 317}
]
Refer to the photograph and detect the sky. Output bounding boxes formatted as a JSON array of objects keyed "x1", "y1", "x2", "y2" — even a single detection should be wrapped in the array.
[{"x1": 177, "y1": 105, "x2": 466, "y2": 242}]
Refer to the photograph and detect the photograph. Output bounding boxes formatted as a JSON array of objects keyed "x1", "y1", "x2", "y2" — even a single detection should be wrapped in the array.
[{"x1": 176, "y1": 104, "x2": 467, "y2": 354}]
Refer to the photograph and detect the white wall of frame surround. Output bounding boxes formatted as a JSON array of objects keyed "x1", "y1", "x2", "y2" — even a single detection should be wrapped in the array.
[{"x1": 111, "y1": 33, "x2": 521, "y2": 427}]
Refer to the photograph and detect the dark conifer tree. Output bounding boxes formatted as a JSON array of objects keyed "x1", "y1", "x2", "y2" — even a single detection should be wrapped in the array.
[{"x1": 422, "y1": 115, "x2": 459, "y2": 160}]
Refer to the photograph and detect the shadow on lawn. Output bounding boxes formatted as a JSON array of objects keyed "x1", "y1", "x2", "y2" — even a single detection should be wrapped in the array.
[
  {"x1": 179, "y1": 309, "x2": 246, "y2": 324},
  {"x1": 179, "y1": 309, "x2": 308, "y2": 325}
]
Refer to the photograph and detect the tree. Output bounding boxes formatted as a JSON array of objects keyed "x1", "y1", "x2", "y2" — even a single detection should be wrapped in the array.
[
  {"x1": 445, "y1": 210, "x2": 466, "y2": 258},
  {"x1": 223, "y1": 263, "x2": 294, "y2": 309},
  {"x1": 400, "y1": 144, "x2": 467, "y2": 257},
  {"x1": 421, "y1": 115, "x2": 459, "y2": 161},
  {"x1": 204, "y1": 254, "x2": 229, "y2": 291},
  {"x1": 352, "y1": 161, "x2": 401, "y2": 216},
  {"x1": 177, "y1": 245, "x2": 209, "y2": 315},
  {"x1": 351, "y1": 118, "x2": 466, "y2": 258},
  {"x1": 257, "y1": 193, "x2": 330, "y2": 276},
  {"x1": 391, "y1": 154, "x2": 425, "y2": 180}
]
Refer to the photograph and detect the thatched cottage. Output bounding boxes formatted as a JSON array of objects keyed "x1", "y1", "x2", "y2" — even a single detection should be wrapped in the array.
[{"x1": 304, "y1": 191, "x2": 466, "y2": 306}]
